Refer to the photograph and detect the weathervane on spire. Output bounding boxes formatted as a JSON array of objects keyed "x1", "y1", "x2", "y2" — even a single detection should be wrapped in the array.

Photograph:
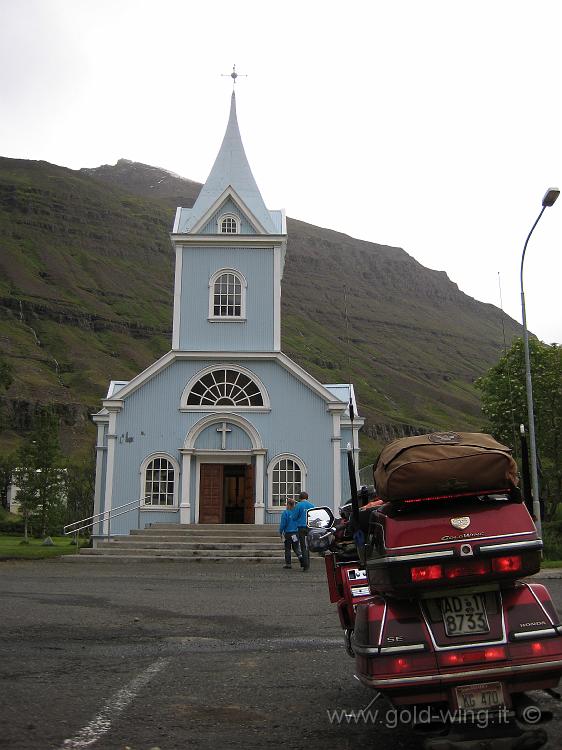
[{"x1": 221, "y1": 64, "x2": 247, "y2": 89}]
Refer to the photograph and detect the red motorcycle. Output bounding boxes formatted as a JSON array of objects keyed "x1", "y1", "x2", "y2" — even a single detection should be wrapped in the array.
[{"x1": 308, "y1": 433, "x2": 562, "y2": 750}]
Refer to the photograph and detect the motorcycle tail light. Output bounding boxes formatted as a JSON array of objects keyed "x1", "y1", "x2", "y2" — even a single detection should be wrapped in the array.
[
  {"x1": 370, "y1": 653, "x2": 437, "y2": 677},
  {"x1": 444, "y1": 559, "x2": 491, "y2": 578},
  {"x1": 439, "y1": 646, "x2": 506, "y2": 668},
  {"x1": 484, "y1": 647, "x2": 506, "y2": 661},
  {"x1": 394, "y1": 657, "x2": 410, "y2": 672},
  {"x1": 509, "y1": 638, "x2": 562, "y2": 660},
  {"x1": 411, "y1": 564, "x2": 443, "y2": 582},
  {"x1": 492, "y1": 555, "x2": 522, "y2": 573}
]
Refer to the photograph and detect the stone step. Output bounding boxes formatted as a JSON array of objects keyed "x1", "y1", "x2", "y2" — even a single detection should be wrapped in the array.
[
  {"x1": 147, "y1": 523, "x2": 278, "y2": 531},
  {"x1": 127, "y1": 536, "x2": 281, "y2": 545},
  {"x1": 81, "y1": 547, "x2": 282, "y2": 558},
  {"x1": 139, "y1": 526, "x2": 279, "y2": 536},
  {"x1": 86, "y1": 521, "x2": 294, "y2": 561},
  {"x1": 131, "y1": 530, "x2": 279, "y2": 540},
  {"x1": 96, "y1": 540, "x2": 282, "y2": 550}
]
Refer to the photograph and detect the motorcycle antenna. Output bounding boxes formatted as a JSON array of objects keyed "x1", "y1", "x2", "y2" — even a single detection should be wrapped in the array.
[{"x1": 344, "y1": 285, "x2": 365, "y2": 564}]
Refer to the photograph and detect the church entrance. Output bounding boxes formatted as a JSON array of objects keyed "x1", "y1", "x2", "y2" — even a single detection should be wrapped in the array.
[{"x1": 199, "y1": 463, "x2": 254, "y2": 524}]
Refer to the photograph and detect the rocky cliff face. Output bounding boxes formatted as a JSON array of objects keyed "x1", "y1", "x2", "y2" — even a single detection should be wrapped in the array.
[
  {"x1": 0, "y1": 157, "x2": 522, "y2": 458},
  {"x1": 82, "y1": 159, "x2": 202, "y2": 209}
]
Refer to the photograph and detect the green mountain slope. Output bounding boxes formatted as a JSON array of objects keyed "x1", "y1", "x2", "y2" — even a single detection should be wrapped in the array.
[{"x1": 0, "y1": 157, "x2": 522, "y2": 459}]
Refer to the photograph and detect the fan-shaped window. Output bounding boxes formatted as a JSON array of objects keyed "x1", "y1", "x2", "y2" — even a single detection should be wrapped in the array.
[
  {"x1": 143, "y1": 456, "x2": 175, "y2": 506},
  {"x1": 268, "y1": 455, "x2": 305, "y2": 508},
  {"x1": 186, "y1": 369, "x2": 264, "y2": 407},
  {"x1": 219, "y1": 214, "x2": 239, "y2": 234}
]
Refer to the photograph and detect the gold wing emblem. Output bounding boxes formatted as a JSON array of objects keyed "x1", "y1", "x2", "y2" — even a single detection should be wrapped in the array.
[{"x1": 451, "y1": 516, "x2": 470, "y2": 530}]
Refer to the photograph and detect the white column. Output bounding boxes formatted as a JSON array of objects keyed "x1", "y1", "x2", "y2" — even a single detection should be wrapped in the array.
[
  {"x1": 254, "y1": 451, "x2": 266, "y2": 524},
  {"x1": 102, "y1": 410, "x2": 118, "y2": 536},
  {"x1": 194, "y1": 457, "x2": 201, "y2": 524},
  {"x1": 172, "y1": 244, "x2": 183, "y2": 350},
  {"x1": 93, "y1": 419, "x2": 107, "y2": 526},
  {"x1": 273, "y1": 246, "x2": 281, "y2": 351},
  {"x1": 180, "y1": 450, "x2": 192, "y2": 525},
  {"x1": 331, "y1": 412, "x2": 342, "y2": 514}
]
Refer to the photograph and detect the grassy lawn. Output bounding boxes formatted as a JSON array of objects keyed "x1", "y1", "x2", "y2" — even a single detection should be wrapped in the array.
[{"x1": 0, "y1": 534, "x2": 86, "y2": 560}]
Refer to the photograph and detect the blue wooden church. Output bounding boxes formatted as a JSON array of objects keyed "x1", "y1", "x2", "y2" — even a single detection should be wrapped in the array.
[{"x1": 92, "y1": 91, "x2": 363, "y2": 533}]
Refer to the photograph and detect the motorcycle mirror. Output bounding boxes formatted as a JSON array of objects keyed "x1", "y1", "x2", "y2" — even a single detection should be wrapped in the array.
[{"x1": 307, "y1": 507, "x2": 335, "y2": 529}]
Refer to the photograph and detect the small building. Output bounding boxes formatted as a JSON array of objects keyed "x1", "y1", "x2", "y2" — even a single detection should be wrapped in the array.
[
  {"x1": 7, "y1": 480, "x2": 21, "y2": 514},
  {"x1": 92, "y1": 91, "x2": 363, "y2": 534},
  {"x1": 7, "y1": 468, "x2": 68, "y2": 514}
]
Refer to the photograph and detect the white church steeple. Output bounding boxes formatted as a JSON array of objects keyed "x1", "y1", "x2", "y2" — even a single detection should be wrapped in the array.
[
  {"x1": 171, "y1": 92, "x2": 287, "y2": 352},
  {"x1": 174, "y1": 92, "x2": 284, "y2": 236}
]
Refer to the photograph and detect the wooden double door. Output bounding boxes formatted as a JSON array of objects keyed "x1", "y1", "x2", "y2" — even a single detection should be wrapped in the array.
[{"x1": 199, "y1": 463, "x2": 254, "y2": 524}]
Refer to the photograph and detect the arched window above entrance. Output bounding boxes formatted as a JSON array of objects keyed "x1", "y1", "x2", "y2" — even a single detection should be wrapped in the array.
[{"x1": 181, "y1": 366, "x2": 269, "y2": 411}]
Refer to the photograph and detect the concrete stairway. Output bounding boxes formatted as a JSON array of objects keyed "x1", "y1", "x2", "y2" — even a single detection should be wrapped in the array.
[{"x1": 76, "y1": 523, "x2": 294, "y2": 563}]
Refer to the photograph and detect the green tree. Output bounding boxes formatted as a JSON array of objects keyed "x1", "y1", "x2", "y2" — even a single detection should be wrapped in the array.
[
  {"x1": 0, "y1": 453, "x2": 16, "y2": 511},
  {"x1": 15, "y1": 407, "x2": 65, "y2": 538},
  {"x1": 64, "y1": 454, "x2": 95, "y2": 529},
  {"x1": 475, "y1": 338, "x2": 562, "y2": 517}
]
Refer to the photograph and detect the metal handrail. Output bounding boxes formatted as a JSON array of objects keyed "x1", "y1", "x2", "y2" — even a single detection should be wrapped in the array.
[
  {"x1": 64, "y1": 497, "x2": 142, "y2": 536},
  {"x1": 64, "y1": 496, "x2": 181, "y2": 551}
]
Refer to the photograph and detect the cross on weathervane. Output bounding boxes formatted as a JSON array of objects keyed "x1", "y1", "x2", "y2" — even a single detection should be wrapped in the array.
[
  {"x1": 221, "y1": 64, "x2": 247, "y2": 89},
  {"x1": 216, "y1": 421, "x2": 232, "y2": 450}
]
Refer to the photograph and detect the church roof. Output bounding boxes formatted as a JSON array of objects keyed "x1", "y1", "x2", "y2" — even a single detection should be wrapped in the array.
[
  {"x1": 179, "y1": 92, "x2": 278, "y2": 234},
  {"x1": 106, "y1": 380, "x2": 129, "y2": 398},
  {"x1": 323, "y1": 384, "x2": 361, "y2": 419}
]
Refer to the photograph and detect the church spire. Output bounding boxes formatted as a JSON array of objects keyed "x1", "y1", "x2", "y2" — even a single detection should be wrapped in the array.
[{"x1": 184, "y1": 92, "x2": 276, "y2": 233}]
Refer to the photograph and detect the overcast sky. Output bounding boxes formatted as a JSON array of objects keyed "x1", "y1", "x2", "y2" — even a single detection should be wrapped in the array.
[{"x1": 1, "y1": 0, "x2": 560, "y2": 343}]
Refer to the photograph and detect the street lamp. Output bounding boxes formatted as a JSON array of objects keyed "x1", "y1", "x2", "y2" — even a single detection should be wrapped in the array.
[{"x1": 520, "y1": 187, "x2": 559, "y2": 537}]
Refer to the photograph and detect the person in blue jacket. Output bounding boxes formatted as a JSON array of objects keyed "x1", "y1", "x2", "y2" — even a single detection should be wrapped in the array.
[
  {"x1": 294, "y1": 491, "x2": 315, "y2": 571},
  {"x1": 279, "y1": 498, "x2": 302, "y2": 569}
]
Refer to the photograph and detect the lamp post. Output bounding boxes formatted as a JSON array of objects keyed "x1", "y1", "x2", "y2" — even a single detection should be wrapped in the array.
[{"x1": 520, "y1": 187, "x2": 559, "y2": 537}]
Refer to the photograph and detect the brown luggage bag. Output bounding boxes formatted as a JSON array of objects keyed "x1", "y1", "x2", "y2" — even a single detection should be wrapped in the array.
[{"x1": 373, "y1": 432, "x2": 518, "y2": 502}]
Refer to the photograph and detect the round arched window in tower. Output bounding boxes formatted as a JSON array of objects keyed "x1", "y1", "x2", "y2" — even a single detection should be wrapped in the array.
[
  {"x1": 218, "y1": 213, "x2": 240, "y2": 234},
  {"x1": 213, "y1": 271, "x2": 242, "y2": 317}
]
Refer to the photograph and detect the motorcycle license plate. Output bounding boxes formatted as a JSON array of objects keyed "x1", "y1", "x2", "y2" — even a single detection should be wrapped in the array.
[
  {"x1": 455, "y1": 682, "x2": 505, "y2": 710},
  {"x1": 440, "y1": 593, "x2": 490, "y2": 636}
]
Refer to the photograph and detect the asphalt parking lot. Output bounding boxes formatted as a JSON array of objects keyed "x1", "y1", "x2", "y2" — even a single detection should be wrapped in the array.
[{"x1": 1, "y1": 560, "x2": 562, "y2": 750}]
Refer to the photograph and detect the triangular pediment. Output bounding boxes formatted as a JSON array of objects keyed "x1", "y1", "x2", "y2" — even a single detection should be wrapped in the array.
[{"x1": 189, "y1": 186, "x2": 267, "y2": 235}]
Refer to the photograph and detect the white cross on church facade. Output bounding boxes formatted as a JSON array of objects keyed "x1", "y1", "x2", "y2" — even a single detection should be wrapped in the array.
[{"x1": 216, "y1": 421, "x2": 232, "y2": 450}]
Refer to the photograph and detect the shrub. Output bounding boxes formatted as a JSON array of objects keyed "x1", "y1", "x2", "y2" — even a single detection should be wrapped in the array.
[{"x1": 542, "y1": 521, "x2": 562, "y2": 561}]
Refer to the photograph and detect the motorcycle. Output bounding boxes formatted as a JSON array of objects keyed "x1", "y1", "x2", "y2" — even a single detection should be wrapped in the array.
[{"x1": 307, "y1": 436, "x2": 562, "y2": 750}]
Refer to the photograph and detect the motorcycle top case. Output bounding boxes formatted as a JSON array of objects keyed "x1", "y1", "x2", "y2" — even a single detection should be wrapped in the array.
[
  {"x1": 366, "y1": 495, "x2": 541, "y2": 597},
  {"x1": 373, "y1": 432, "x2": 518, "y2": 502}
]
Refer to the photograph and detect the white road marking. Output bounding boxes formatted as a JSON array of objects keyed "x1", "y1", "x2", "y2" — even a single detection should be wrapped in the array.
[{"x1": 57, "y1": 657, "x2": 171, "y2": 749}]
